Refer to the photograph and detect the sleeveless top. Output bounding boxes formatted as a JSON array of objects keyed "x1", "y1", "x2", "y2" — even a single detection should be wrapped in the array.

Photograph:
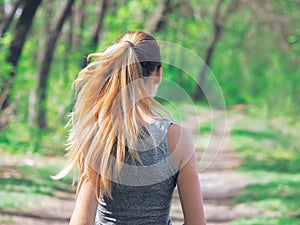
[{"x1": 94, "y1": 119, "x2": 179, "y2": 225}]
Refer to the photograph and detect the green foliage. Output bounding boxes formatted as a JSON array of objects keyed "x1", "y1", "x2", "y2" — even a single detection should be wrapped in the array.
[
  {"x1": 0, "y1": 120, "x2": 67, "y2": 155},
  {"x1": 0, "y1": 34, "x2": 13, "y2": 88},
  {"x1": 210, "y1": 1, "x2": 300, "y2": 114},
  {"x1": 1, "y1": 0, "x2": 300, "y2": 155},
  {"x1": 0, "y1": 125, "x2": 35, "y2": 154}
]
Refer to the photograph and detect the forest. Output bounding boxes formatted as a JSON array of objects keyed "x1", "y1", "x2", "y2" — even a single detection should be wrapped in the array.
[
  {"x1": 0, "y1": 0, "x2": 299, "y2": 152},
  {"x1": 0, "y1": 0, "x2": 300, "y2": 224}
]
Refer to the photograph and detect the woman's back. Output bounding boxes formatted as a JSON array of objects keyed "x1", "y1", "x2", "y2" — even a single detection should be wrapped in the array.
[
  {"x1": 95, "y1": 119, "x2": 177, "y2": 225},
  {"x1": 55, "y1": 31, "x2": 206, "y2": 225}
]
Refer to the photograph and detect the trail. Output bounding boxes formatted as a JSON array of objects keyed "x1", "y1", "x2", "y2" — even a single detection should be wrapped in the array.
[
  {"x1": 0, "y1": 157, "x2": 75, "y2": 225},
  {"x1": 0, "y1": 109, "x2": 257, "y2": 225},
  {"x1": 170, "y1": 109, "x2": 257, "y2": 225}
]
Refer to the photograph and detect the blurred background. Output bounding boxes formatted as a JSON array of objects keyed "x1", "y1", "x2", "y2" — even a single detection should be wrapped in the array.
[{"x1": 0, "y1": 0, "x2": 299, "y2": 224}]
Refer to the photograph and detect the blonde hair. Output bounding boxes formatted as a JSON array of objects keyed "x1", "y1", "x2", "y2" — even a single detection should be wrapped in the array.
[{"x1": 54, "y1": 31, "x2": 169, "y2": 199}]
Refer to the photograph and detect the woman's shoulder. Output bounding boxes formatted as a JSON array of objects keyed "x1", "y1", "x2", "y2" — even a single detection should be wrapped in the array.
[{"x1": 167, "y1": 123, "x2": 195, "y2": 169}]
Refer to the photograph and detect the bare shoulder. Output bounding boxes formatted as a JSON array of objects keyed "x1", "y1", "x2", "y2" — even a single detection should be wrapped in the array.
[
  {"x1": 167, "y1": 123, "x2": 195, "y2": 168},
  {"x1": 168, "y1": 124, "x2": 206, "y2": 224},
  {"x1": 167, "y1": 123, "x2": 193, "y2": 150}
]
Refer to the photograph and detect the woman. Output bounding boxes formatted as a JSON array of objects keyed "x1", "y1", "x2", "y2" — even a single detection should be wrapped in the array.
[{"x1": 55, "y1": 31, "x2": 206, "y2": 225}]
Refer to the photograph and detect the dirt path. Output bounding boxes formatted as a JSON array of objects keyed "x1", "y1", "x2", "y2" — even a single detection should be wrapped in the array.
[
  {"x1": 170, "y1": 109, "x2": 258, "y2": 225},
  {"x1": 0, "y1": 156, "x2": 75, "y2": 225},
  {"x1": 0, "y1": 109, "x2": 256, "y2": 225},
  {"x1": 0, "y1": 192, "x2": 74, "y2": 225}
]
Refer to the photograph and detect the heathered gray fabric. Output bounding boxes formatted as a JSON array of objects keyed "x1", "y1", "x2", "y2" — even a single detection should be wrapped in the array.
[{"x1": 94, "y1": 119, "x2": 178, "y2": 225}]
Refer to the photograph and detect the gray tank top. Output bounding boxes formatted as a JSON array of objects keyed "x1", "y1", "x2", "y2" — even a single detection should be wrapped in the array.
[{"x1": 95, "y1": 119, "x2": 179, "y2": 225}]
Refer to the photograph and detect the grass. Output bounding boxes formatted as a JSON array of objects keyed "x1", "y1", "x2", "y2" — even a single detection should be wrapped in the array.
[
  {"x1": 199, "y1": 120, "x2": 213, "y2": 133},
  {"x1": 229, "y1": 217, "x2": 300, "y2": 225},
  {"x1": 0, "y1": 215, "x2": 13, "y2": 224},
  {"x1": 229, "y1": 115, "x2": 300, "y2": 224},
  {"x1": 0, "y1": 154, "x2": 73, "y2": 211}
]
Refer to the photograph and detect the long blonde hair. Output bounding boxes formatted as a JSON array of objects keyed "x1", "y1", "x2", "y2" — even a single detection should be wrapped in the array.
[{"x1": 54, "y1": 31, "x2": 168, "y2": 199}]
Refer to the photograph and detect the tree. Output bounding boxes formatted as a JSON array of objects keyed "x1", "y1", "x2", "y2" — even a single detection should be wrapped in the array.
[
  {"x1": 0, "y1": 0, "x2": 23, "y2": 38},
  {"x1": 0, "y1": 1, "x2": 4, "y2": 26},
  {"x1": 35, "y1": 0, "x2": 75, "y2": 129},
  {"x1": 81, "y1": 0, "x2": 108, "y2": 68},
  {"x1": 144, "y1": 0, "x2": 172, "y2": 34},
  {"x1": 193, "y1": 0, "x2": 239, "y2": 101},
  {"x1": 73, "y1": 0, "x2": 87, "y2": 47},
  {"x1": 28, "y1": 1, "x2": 54, "y2": 127},
  {"x1": 0, "y1": 0, "x2": 41, "y2": 129}
]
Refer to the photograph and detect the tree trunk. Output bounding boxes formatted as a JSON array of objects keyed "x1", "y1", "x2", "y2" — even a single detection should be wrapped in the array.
[
  {"x1": 0, "y1": 1, "x2": 5, "y2": 27},
  {"x1": 0, "y1": 0, "x2": 41, "y2": 130},
  {"x1": 81, "y1": 0, "x2": 108, "y2": 68},
  {"x1": 63, "y1": 4, "x2": 74, "y2": 74},
  {"x1": 91, "y1": 0, "x2": 107, "y2": 47},
  {"x1": 67, "y1": 4, "x2": 74, "y2": 52},
  {"x1": 193, "y1": 28, "x2": 222, "y2": 101},
  {"x1": 73, "y1": 0, "x2": 87, "y2": 47},
  {"x1": 144, "y1": 0, "x2": 172, "y2": 34},
  {"x1": 35, "y1": 0, "x2": 74, "y2": 129},
  {"x1": 28, "y1": 1, "x2": 54, "y2": 128},
  {"x1": 193, "y1": 0, "x2": 239, "y2": 101},
  {"x1": 0, "y1": 0, "x2": 23, "y2": 37},
  {"x1": 28, "y1": 89, "x2": 36, "y2": 127}
]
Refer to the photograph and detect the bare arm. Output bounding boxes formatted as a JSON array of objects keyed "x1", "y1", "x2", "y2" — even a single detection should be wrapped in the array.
[
  {"x1": 177, "y1": 152, "x2": 206, "y2": 225},
  {"x1": 69, "y1": 179, "x2": 98, "y2": 225},
  {"x1": 168, "y1": 124, "x2": 206, "y2": 225}
]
